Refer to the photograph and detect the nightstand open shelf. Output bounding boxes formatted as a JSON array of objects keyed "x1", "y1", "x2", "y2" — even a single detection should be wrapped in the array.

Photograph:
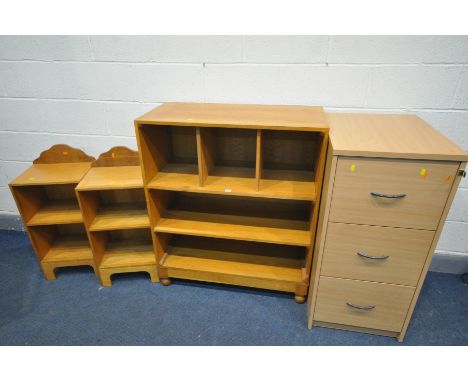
[
  {"x1": 9, "y1": 145, "x2": 96, "y2": 280},
  {"x1": 76, "y1": 147, "x2": 157, "y2": 286},
  {"x1": 30, "y1": 224, "x2": 93, "y2": 263},
  {"x1": 136, "y1": 103, "x2": 329, "y2": 302}
]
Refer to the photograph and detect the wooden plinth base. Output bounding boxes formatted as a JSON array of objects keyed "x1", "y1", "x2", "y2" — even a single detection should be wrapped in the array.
[
  {"x1": 40, "y1": 260, "x2": 97, "y2": 281},
  {"x1": 99, "y1": 265, "x2": 159, "y2": 287}
]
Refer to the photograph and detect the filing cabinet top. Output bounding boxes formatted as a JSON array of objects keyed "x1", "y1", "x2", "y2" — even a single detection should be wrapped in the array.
[
  {"x1": 136, "y1": 102, "x2": 328, "y2": 132},
  {"x1": 327, "y1": 113, "x2": 468, "y2": 161}
]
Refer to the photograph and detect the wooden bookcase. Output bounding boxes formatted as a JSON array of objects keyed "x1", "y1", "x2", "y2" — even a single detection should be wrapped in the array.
[
  {"x1": 9, "y1": 145, "x2": 96, "y2": 279},
  {"x1": 75, "y1": 147, "x2": 158, "y2": 286},
  {"x1": 135, "y1": 103, "x2": 329, "y2": 302}
]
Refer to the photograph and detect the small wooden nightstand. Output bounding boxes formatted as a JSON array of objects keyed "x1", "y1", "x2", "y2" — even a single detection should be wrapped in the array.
[{"x1": 9, "y1": 145, "x2": 96, "y2": 280}]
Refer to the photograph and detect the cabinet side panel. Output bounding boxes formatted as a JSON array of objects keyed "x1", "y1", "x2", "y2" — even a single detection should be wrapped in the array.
[
  {"x1": 134, "y1": 122, "x2": 170, "y2": 184},
  {"x1": 307, "y1": 146, "x2": 337, "y2": 328},
  {"x1": 397, "y1": 161, "x2": 467, "y2": 342}
]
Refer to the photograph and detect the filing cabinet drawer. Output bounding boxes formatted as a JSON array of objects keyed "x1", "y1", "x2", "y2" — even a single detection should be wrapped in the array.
[
  {"x1": 315, "y1": 276, "x2": 415, "y2": 332},
  {"x1": 329, "y1": 157, "x2": 459, "y2": 230},
  {"x1": 321, "y1": 222, "x2": 434, "y2": 286}
]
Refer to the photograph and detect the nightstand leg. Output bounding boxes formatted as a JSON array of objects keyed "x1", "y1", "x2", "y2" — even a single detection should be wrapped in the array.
[
  {"x1": 41, "y1": 264, "x2": 56, "y2": 280},
  {"x1": 100, "y1": 272, "x2": 112, "y2": 287},
  {"x1": 148, "y1": 270, "x2": 159, "y2": 283}
]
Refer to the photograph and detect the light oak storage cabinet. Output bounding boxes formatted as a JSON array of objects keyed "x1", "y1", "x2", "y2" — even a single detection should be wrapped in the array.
[
  {"x1": 75, "y1": 147, "x2": 157, "y2": 286},
  {"x1": 135, "y1": 103, "x2": 329, "y2": 302},
  {"x1": 308, "y1": 114, "x2": 468, "y2": 341},
  {"x1": 9, "y1": 145, "x2": 96, "y2": 279}
]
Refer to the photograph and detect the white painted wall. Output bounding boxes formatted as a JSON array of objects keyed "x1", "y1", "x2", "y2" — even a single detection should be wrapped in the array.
[{"x1": 1, "y1": 36, "x2": 467, "y2": 269}]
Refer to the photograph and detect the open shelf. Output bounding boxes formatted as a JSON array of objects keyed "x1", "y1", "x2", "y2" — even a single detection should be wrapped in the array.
[
  {"x1": 43, "y1": 236, "x2": 93, "y2": 263},
  {"x1": 142, "y1": 126, "x2": 322, "y2": 201},
  {"x1": 162, "y1": 235, "x2": 305, "y2": 291},
  {"x1": 148, "y1": 163, "x2": 200, "y2": 190},
  {"x1": 12, "y1": 184, "x2": 83, "y2": 226},
  {"x1": 91, "y1": 229, "x2": 156, "y2": 269},
  {"x1": 152, "y1": 191, "x2": 312, "y2": 247},
  {"x1": 90, "y1": 204, "x2": 149, "y2": 231},
  {"x1": 101, "y1": 241, "x2": 155, "y2": 269},
  {"x1": 78, "y1": 188, "x2": 149, "y2": 231},
  {"x1": 198, "y1": 127, "x2": 257, "y2": 186},
  {"x1": 138, "y1": 124, "x2": 199, "y2": 184},
  {"x1": 27, "y1": 199, "x2": 82, "y2": 226},
  {"x1": 258, "y1": 130, "x2": 322, "y2": 199},
  {"x1": 29, "y1": 224, "x2": 93, "y2": 263},
  {"x1": 258, "y1": 172, "x2": 317, "y2": 201}
]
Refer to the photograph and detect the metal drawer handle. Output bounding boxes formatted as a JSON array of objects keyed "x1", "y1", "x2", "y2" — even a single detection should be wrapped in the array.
[
  {"x1": 370, "y1": 192, "x2": 406, "y2": 199},
  {"x1": 346, "y1": 301, "x2": 376, "y2": 311},
  {"x1": 356, "y1": 252, "x2": 389, "y2": 260}
]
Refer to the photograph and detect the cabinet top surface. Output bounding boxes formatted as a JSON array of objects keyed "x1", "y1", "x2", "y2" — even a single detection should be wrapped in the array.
[
  {"x1": 136, "y1": 102, "x2": 328, "y2": 131},
  {"x1": 328, "y1": 113, "x2": 468, "y2": 161},
  {"x1": 10, "y1": 163, "x2": 92, "y2": 186},
  {"x1": 76, "y1": 166, "x2": 143, "y2": 191}
]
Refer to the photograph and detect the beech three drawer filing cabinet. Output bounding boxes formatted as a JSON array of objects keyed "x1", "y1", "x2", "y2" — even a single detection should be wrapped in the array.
[{"x1": 307, "y1": 113, "x2": 468, "y2": 342}]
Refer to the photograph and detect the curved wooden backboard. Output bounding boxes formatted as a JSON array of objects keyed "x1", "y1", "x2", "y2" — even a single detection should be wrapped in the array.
[
  {"x1": 33, "y1": 144, "x2": 95, "y2": 164},
  {"x1": 91, "y1": 146, "x2": 140, "y2": 167}
]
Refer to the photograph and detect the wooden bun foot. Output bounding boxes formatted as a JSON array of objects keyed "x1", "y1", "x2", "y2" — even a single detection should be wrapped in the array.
[
  {"x1": 294, "y1": 295, "x2": 306, "y2": 304},
  {"x1": 161, "y1": 278, "x2": 171, "y2": 286}
]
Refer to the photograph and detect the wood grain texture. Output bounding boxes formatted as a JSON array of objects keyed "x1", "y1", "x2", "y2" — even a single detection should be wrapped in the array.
[
  {"x1": 136, "y1": 102, "x2": 328, "y2": 131},
  {"x1": 26, "y1": 225, "x2": 96, "y2": 279},
  {"x1": 162, "y1": 236, "x2": 304, "y2": 290},
  {"x1": 42, "y1": 236, "x2": 93, "y2": 263},
  {"x1": 307, "y1": 148, "x2": 337, "y2": 328},
  {"x1": 255, "y1": 129, "x2": 262, "y2": 191},
  {"x1": 27, "y1": 200, "x2": 83, "y2": 226},
  {"x1": 99, "y1": 265, "x2": 158, "y2": 286},
  {"x1": 8, "y1": 145, "x2": 95, "y2": 279},
  {"x1": 100, "y1": 242, "x2": 156, "y2": 268},
  {"x1": 397, "y1": 161, "x2": 467, "y2": 342},
  {"x1": 321, "y1": 223, "x2": 434, "y2": 286},
  {"x1": 313, "y1": 321, "x2": 398, "y2": 338},
  {"x1": 33, "y1": 144, "x2": 95, "y2": 164},
  {"x1": 91, "y1": 146, "x2": 140, "y2": 167},
  {"x1": 329, "y1": 157, "x2": 459, "y2": 230},
  {"x1": 136, "y1": 102, "x2": 329, "y2": 298},
  {"x1": 262, "y1": 130, "x2": 319, "y2": 172},
  {"x1": 149, "y1": 165, "x2": 317, "y2": 201},
  {"x1": 314, "y1": 276, "x2": 415, "y2": 332},
  {"x1": 76, "y1": 166, "x2": 144, "y2": 190},
  {"x1": 162, "y1": 235, "x2": 307, "y2": 293},
  {"x1": 305, "y1": 132, "x2": 329, "y2": 273},
  {"x1": 10, "y1": 163, "x2": 92, "y2": 186},
  {"x1": 89, "y1": 204, "x2": 150, "y2": 231},
  {"x1": 328, "y1": 113, "x2": 468, "y2": 161},
  {"x1": 155, "y1": 210, "x2": 311, "y2": 247}
]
